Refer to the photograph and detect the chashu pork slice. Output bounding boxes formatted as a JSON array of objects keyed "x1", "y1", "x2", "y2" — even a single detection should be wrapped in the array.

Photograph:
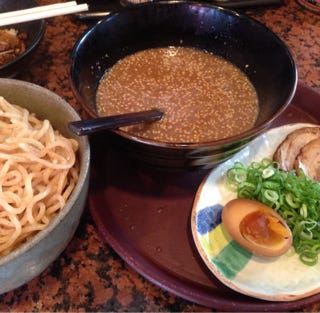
[
  {"x1": 294, "y1": 137, "x2": 320, "y2": 182},
  {"x1": 273, "y1": 127, "x2": 320, "y2": 171}
]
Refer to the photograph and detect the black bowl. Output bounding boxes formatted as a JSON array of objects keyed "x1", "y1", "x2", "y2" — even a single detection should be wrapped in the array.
[
  {"x1": 70, "y1": 1, "x2": 297, "y2": 170},
  {"x1": 0, "y1": 0, "x2": 45, "y2": 77}
]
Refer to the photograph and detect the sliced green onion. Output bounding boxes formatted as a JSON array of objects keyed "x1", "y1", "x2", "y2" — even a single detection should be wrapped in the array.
[
  {"x1": 263, "y1": 189, "x2": 279, "y2": 203},
  {"x1": 300, "y1": 252, "x2": 318, "y2": 266},
  {"x1": 285, "y1": 193, "x2": 301, "y2": 209},
  {"x1": 225, "y1": 158, "x2": 320, "y2": 266},
  {"x1": 299, "y1": 204, "x2": 308, "y2": 219},
  {"x1": 262, "y1": 167, "x2": 274, "y2": 179}
]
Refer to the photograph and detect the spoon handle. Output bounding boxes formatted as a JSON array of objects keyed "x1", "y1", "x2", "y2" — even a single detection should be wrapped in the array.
[{"x1": 68, "y1": 109, "x2": 163, "y2": 136}]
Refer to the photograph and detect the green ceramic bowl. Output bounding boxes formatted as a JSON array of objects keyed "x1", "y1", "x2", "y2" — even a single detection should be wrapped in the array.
[{"x1": 0, "y1": 78, "x2": 90, "y2": 294}]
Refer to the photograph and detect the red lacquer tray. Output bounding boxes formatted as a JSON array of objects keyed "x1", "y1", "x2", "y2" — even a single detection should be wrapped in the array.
[{"x1": 89, "y1": 83, "x2": 320, "y2": 312}]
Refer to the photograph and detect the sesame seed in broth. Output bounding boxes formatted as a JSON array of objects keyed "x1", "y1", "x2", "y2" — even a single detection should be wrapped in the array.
[{"x1": 96, "y1": 47, "x2": 259, "y2": 143}]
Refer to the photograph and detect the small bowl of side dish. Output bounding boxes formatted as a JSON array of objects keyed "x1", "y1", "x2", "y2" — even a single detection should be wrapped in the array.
[
  {"x1": 0, "y1": 0, "x2": 45, "y2": 77},
  {"x1": 0, "y1": 78, "x2": 90, "y2": 295},
  {"x1": 70, "y1": 0, "x2": 297, "y2": 170}
]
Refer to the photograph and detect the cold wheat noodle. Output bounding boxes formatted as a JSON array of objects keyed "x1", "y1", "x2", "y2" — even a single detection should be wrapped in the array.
[{"x1": 0, "y1": 96, "x2": 79, "y2": 256}]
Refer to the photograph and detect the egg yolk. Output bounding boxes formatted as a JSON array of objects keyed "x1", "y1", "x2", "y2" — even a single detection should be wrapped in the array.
[{"x1": 239, "y1": 210, "x2": 291, "y2": 246}]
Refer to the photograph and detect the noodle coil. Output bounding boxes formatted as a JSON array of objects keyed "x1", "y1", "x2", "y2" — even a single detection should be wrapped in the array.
[{"x1": 0, "y1": 96, "x2": 79, "y2": 256}]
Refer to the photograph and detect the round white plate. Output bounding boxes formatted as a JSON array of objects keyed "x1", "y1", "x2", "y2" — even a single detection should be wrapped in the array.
[{"x1": 191, "y1": 123, "x2": 320, "y2": 301}]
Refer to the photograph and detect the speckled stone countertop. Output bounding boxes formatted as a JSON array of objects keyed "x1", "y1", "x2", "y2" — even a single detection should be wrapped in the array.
[{"x1": 0, "y1": 0, "x2": 319, "y2": 311}]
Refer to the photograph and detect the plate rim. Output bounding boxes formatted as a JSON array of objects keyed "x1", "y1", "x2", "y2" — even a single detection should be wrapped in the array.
[{"x1": 191, "y1": 122, "x2": 320, "y2": 302}]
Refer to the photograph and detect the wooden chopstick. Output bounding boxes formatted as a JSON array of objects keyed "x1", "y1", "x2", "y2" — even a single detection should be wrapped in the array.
[{"x1": 0, "y1": 1, "x2": 88, "y2": 26}]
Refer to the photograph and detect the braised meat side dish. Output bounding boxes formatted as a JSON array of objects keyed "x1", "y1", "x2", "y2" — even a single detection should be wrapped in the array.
[
  {"x1": 273, "y1": 126, "x2": 320, "y2": 181},
  {"x1": 0, "y1": 28, "x2": 27, "y2": 66}
]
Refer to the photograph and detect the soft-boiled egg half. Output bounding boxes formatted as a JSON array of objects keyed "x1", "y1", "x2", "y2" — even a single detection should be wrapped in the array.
[{"x1": 221, "y1": 199, "x2": 293, "y2": 257}]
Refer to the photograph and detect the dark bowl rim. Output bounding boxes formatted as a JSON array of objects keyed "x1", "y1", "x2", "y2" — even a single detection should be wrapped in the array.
[
  {"x1": 0, "y1": 18, "x2": 46, "y2": 70},
  {"x1": 70, "y1": 0, "x2": 298, "y2": 149}
]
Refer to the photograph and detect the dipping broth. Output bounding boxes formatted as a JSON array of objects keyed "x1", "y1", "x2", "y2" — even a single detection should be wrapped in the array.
[{"x1": 96, "y1": 47, "x2": 259, "y2": 143}]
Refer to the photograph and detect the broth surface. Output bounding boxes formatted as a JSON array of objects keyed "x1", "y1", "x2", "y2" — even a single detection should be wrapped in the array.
[{"x1": 96, "y1": 47, "x2": 258, "y2": 143}]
